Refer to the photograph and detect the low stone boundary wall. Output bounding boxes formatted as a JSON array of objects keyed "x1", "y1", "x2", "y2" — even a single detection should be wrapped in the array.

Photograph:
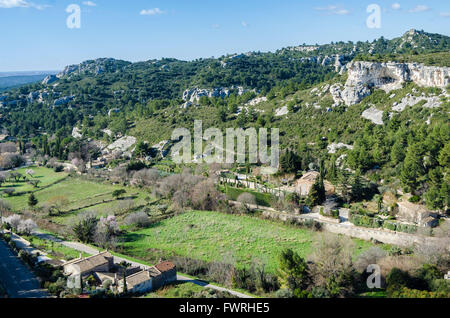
[{"x1": 261, "y1": 210, "x2": 449, "y2": 248}]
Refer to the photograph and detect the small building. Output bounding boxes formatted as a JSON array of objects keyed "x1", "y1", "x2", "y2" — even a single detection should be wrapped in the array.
[
  {"x1": 63, "y1": 251, "x2": 114, "y2": 278},
  {"x1": 155, "y1": 261, "x2": 177, "y2": 285},
  {"x1": 117, "y1": 261, "x2": 177, "y2": 294},
  {"x1": 396, "y1": 201, "x2": 438, "y2": 227}
]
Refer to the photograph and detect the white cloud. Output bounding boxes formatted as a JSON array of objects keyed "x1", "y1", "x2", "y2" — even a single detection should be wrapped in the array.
[
  {"x1": 0, "y1": 0, "x2": 48, "y2": 9},
  {"x1": 140, "y1": 8, "x2": 164, "y2": 16},
  {"x1": 408, "y1": 5, "x2": 430, "y2": 13},
  {"x1": 82, "y1": 1, "x2": 96, "y2": 7},
  {"x1": 314, "y1": 5, "x2": 351, "y2": 15},
  {"x1": 440, "y1": 12, "x2": 450, "y2": 17},
  {"x1": 392, "y1": 3, "x2": 401, "y2": 10}
]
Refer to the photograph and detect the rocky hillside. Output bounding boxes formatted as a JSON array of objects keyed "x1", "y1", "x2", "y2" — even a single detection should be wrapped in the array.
[{"x1": 330, "y1": 61, "x2": 450, "y2": 105}]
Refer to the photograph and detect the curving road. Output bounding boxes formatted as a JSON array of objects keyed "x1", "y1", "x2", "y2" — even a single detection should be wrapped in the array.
[{"x1": 0, "y1": 239, "x2": 48, "y2": 298}]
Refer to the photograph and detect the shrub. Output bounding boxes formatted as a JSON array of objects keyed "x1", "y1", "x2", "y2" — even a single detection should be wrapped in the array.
[
  {"x1": 54, "y1": 165, "x2": 64, "y2": 172},
  {"x1": 124, "y1": 211, "x2": 152, "y2": 228},
  {"x1": 408, "y1": 195, "x2": 421, "y2": 203},
  {"x1": 48, "y1": 278, "x2": 66, "y2": 296},
  {"x1": 72, "y1": 212, "x2": 98, "y2": 243},
  {"x1": 396, "y1": 223, "x2": 417, "y2": 234},
  {"x1": 112, "y1": 189, "x2": 126, "y2": 199}
]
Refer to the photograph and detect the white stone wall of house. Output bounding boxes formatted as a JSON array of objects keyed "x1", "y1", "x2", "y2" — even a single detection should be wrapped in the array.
[{"x1": 131, "y1": 280, "x2": 153, "y2": 294}]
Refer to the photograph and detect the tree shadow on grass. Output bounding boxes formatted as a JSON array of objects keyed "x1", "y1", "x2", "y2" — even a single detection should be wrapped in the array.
[{"x1": 120, "y1": 233, "x2": 148, "y2": 243}]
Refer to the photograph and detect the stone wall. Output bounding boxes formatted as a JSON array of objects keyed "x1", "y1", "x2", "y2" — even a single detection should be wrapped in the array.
[{"x1": 261, "y1": 210, "x2": 449, "y2": 248}]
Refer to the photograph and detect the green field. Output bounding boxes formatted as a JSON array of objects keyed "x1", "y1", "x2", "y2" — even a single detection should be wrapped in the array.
[
  {"x1": 120, "y1": 210, "x2": 377, "y2": 273},
  {"x1": 0, "y1": 166, "x2": 68, "y2": 194},
  {"x1": 2, "y1": 167, "x2": 153, "y2": 226}
]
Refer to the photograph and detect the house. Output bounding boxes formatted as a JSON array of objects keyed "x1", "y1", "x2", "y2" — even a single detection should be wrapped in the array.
[
  {"x1": 64, "y1": 252, "x2": 177, "y2": 294},
  {"x1": 117, "y1": 261, "x2": 177, "y2": 294},
  {"x1": 63, "y1": 251, "x2": 114, "y2": 279},
  {"x1": 396, "y1": 201, "x2": 438, "y2": 227},
  {"x1": 295, "y1": 171, "x2": 335, "y2": 196},
  {"x1": 155, "y1": 261, "x2": 177, "y2": 285},
  {"x1": 117, "y1": 267, "x2": 160, "y2": 294}
]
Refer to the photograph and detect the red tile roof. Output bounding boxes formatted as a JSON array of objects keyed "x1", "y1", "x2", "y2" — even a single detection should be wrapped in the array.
[{"x1": 155, "y1": 261, "x2": 175, "y2": 272}]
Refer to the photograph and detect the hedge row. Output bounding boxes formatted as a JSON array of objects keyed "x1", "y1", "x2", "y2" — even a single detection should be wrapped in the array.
[{"x1": 349, "y1": 213, "x2": 417, "y2": 234}]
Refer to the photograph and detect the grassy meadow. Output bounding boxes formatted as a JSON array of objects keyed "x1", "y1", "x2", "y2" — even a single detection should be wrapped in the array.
[
  {"x1": 2, "y1": 167, "x2": 152, "y2": 227},
  {"x1": 120, "y1": 210, "x2": 379, "y2": 273},
  {"x1": 0, "y1": 166, "x2": 68, "y2": 194}
]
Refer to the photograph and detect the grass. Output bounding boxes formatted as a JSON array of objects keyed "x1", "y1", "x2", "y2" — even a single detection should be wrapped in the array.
[
  {"x1": 0, "y1": 166, "x2": 67, "y2": 194},
  {"x1": 221, "y1": 185, "x2": 274, "y2": 207},
  {"x1": 358, "y1": 289, "x2": 387, "y2": 298},
  {"x1": 26, "y1": 235, "x2": 90, "y2": 261},
  {"x1": 144, "y1": 282, "x2": 206, "y2": 298},
  {"x1": 2, "y1": 169, "x2": 152, "y2": 226},
  {"x1": 120, "y1": 210, "x2": 378, "y2": 274}
]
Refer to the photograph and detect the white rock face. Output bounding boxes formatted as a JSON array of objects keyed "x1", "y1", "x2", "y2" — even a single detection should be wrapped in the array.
[
  {"x1": 182, "y1": 86, "x2": 252, "y2": 104},
  {"x1": 72, "y1": 127, "x2": 82, "y2": 139},
  {"x1": 330, "y1": 83, "x2": 371, "y2": 106},
  {"x1": 392, "y1": 94, "x2": 442, "y2": 112},
  {"x1": 275, "y1": 105, "x2": 289, "y2": 117},
  {"x1": 42, "y1": 75, "x2": 57, "y2": 85},
  {"x1": 327, "y1": 143, "x2": 354, "y2": 154},
  {"x1": 338, "y1": 61, "x2": 450, "y2": 105},
  {"x1": 105, "y1": 136, "x2": 136, "y2": 154},
  {"x1": 362, "y1": 107, "x2": 384, "y2": 125},
  {"x1": 54, "y1": 96, "x2": 74, "y2": 106},
  {"x1": 246, "y1": 96, "x2": 267, "y2": 106}
]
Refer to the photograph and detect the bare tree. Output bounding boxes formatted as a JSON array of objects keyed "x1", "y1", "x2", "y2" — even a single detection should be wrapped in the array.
[
  {"x1": 18, "y1": 219, "x2": 37, "y2": 235},
  {"x1": 309, "y1": 233, "x2": 356, "y2": 297},
  {"x1": 131, "y1": 168, "x2": 160, "y2": 187},
  {"x1": 4, "y1": 214, "x2": 21, "y2": 231},
  {"x1": 355, "y1": 247, "x2": 387, "y2": 272},
  {"x1": 237, "y1": 192, "x2": 257, "y2": 213},
  {"x1": 191, "y1": 179, "x2": 226, "y2": 211},
  {"x1": 124, "y1": 211, "x2": 152, "y2": 228}
]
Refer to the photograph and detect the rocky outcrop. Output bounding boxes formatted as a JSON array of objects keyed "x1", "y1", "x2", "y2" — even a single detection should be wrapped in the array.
[
  {"x1": 392, "y1": 94, "x2": 442, "y2": 112},
  {"x1": 42, "y1": 75, "x2": 58, "y2": 85},
  {"x1": 54, "y1": 96, "x2": 74, "y2": 107},
  {"x1": 104, "y1": 136, "x2": 137, "y2": 154},
  {"x1": 182, "y1": 86, "x2": 254, "y2": 104},
  {"x1": 72, "y1": 127, "x2": 82, "y2": 139},
  {"x1": 362, "y1": 107, "x2": 384, "y2": 125},
  {"x1": 327, "y1": 143, "x2": 354, "y2": 154},
  {"x1": 58, "y1": 58, "x2": 131, "y2": 78},
  {"x1": 333, "y1": 61, "x2": 450, "y2": 106},
  {"x1": 275, "y1": 105, "x2": 289, "y2": 117}
]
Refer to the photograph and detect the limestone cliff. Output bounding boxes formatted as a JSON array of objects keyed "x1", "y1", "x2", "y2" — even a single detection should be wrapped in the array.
[{"x1": 332, "y1": 61, "x2": 450, "y2": 106}]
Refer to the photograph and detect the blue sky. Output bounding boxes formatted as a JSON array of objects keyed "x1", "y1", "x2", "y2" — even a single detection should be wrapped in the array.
[{"x1": 1, "y1": 0, "x2": 449, "y2": 71}]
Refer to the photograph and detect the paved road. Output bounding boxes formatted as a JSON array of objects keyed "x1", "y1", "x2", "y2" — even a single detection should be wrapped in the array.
[
  {"x1": 0, "y1": 239, "x2": 49, "y2": 298},
  {"x1": 34, "y1": 231, "x2": 253, "y2": 298}
]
